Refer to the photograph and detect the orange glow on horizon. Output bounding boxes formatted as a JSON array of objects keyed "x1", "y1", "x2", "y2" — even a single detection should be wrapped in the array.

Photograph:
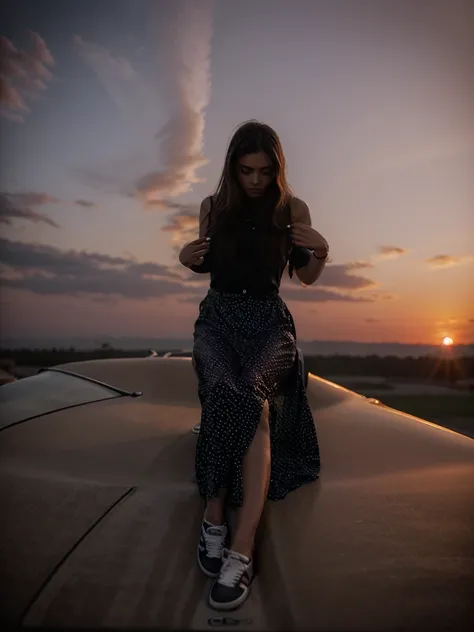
[{"x1": 442, "y1": 336, "x2": 454, "y2": 346}]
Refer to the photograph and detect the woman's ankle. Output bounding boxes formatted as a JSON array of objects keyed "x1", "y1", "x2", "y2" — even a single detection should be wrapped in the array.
[
  {"x1": 230, "y1": 538, "x2": 254, "y2": 560},
  {"x1": 205, "y1": 498, "x2": 225, "y2": 525}
]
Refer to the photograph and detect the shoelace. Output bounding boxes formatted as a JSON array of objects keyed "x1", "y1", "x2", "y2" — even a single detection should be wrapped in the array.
[
  {"x1": 218, "y1": 550, "x2": 248, "y2": 588},
  {"x1": 204, "y1": 526, "x2": 227, "y2": 559}
]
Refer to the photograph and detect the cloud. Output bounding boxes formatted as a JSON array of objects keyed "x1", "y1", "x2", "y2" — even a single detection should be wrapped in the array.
[
  {"x1": 378, "y1": 245, "x2": 409, "y2": 259},
  {"x1": 371, "y1": 292, "x2": 396, "y2": 301},
  {"x1": 5, "y1": 192, "x2": 60, "y2": 206},
  {"x1": 426, "y1": 254, "x2": 474, "y2": 268},
  {"x1": 282, "y1": 286, "x2": 374, "y2": 303},
  {"x1": 75, "y1": 199, "x2": 97, "y2": 208},
  {"x1": 74, "y1": 0, "x2": 214, "y2": 206},
  {"x1": 134, "y1": 0, "x2": 214, "y2": 205},
  {"x1": 180, "y1": 285, "x2": 374, "y2": 305},
  {"x1": 346, "y1": 260, "x2": 375, "y2": 270},
  {"x1": 282, "y1": 262, "x2": 377, "y2": 292},
  {"x1": 0, "y1": 191, "x2": 98, "y2": 224},
  {"x1": 161, "y1": 202, "x2": 199, "y2": 252},
  {"x1": 0, "y1": 238, "x2": 193, "y2": 300},
  {"x1": 0, "y1": 31, "x2": 54, "y2": 122},
  {"x1": 73, "y1": 35, "x2": 154, "y2": 121},
  {"x1": 365, "y1": 317, "x2": 380, "y2": 323},
  {"x1": 0, "y1": 235, "x2": 382, "y2": 305},
  {"x1": 0, "y1": 193, "x2": 60, "y2": 228},
  {"x1": 436, "y1": 318, "x2": 474, "y2": 333}
]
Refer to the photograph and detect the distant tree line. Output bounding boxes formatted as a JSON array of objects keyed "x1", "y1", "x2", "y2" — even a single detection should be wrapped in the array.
[
  {"x1": 304, "y1": 354, "x2": 474, "y2": 382},
  {"x1": 0, "y1": 347, "x2": 473, "y2": 381}
]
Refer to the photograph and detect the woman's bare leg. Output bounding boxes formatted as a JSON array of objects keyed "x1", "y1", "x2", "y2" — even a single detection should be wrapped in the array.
[
  {"x1": 205, "y1": 488, "x2": 227, "y2": 525},
  {"x1": 231, "y1": 400, "x2": 271, "y2": 559}
]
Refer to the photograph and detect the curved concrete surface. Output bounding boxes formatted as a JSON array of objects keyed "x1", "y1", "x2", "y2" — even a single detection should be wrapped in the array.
[{"x1": 0, "y1": 357, "x2": 473, "y2": 630}]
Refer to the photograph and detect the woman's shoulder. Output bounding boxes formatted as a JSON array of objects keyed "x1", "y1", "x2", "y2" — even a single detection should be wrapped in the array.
[
  {"x1": 289, "y1": 196, "x2": 311, "y2": 224},
  {"x1": 198, "y1": 197, "x2": 214, "y2": 238},
  {"x1": 200, "y1": 196, "x2": 213, "y2": 213}
]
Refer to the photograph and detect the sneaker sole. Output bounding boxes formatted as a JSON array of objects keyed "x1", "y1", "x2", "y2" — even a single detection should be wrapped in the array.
[
  {"x1": 208, "y1": 583, "x2": 251, "y2": 611},
  {"x1": 197, "y1": 543, "x2": 221, "y2": 578}
]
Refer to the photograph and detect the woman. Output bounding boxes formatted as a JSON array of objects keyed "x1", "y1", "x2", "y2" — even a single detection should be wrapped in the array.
[{"x1": 179, "y1": 120, "x2": 328, "y2": 611}]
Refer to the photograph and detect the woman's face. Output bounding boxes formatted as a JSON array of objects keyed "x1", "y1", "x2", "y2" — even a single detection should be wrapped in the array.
[{"x1": 237, "y1": 152, "x2": 274, "y2": 198}]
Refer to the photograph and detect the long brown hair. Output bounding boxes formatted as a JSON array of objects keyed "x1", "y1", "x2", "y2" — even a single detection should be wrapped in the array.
[{"x1": 208, "y1": 120, "x2": 292, "y2": 232}]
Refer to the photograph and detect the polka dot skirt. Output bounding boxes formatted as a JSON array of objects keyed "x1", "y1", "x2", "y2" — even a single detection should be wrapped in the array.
[{"x1": 193, "y1": 289, "x2": 320, "y2": 507}]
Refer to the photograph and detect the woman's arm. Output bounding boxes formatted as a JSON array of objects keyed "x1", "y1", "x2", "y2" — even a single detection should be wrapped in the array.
[
  {"x1": 179, "y1": 197, "x2": 213, "y2": 273},
  {"x1": 290, "y1": 198, "x2": 328, "y2": 286},
  {"x1": 197, "y1": 196, "x2": 212, "y2": 239}
]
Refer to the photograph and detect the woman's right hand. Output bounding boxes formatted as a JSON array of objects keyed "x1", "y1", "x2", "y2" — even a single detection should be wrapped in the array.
[{"x1": 179, "y1": 238, "x2": 210, "y2": 268}]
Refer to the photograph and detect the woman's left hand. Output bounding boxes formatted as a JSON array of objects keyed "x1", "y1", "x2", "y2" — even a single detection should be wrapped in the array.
[{"x1": 291, "y1": 222, "x2": 329, "y2": 257}]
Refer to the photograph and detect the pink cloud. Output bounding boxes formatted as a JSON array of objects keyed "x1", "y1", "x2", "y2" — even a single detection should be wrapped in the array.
[
  {"x1": 426, "y1": 254, "x2": 474, "y2": 268},
  {"x1": 0, "y1": 31, "x2": 54, "y2": 122},
  {"x1": 378, "y1": 245, "x2": 408, "y2": 259}
]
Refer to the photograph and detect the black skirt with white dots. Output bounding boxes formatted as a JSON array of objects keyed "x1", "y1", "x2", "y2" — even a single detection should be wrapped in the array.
[{"x1": 193, "y1": 288, "x2": 320, "y2": 507}]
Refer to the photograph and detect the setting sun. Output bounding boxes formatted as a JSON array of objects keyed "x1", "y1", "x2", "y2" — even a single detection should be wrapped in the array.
[{"x1": 442, "y1": 336, "x2": 454, "y2": 346}]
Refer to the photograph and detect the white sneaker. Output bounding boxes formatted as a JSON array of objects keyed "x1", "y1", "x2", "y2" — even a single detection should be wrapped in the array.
[
  {"x1": 209, "y1": 548, "x2": 253, "y2": 610},
  {"x1": 197, "y1": 519, "x2": 228, "y2": 577}
]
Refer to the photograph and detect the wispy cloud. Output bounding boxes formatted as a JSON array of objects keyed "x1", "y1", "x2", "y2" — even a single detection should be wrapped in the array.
[
  {"x1": 161, "y1": 202, "x2": 199, "y2": 252},
  {"x1": 0, "y1": 191, "x2": 98, "y2": 224},
  {"x1": 435, "y1": 318, "x2": 474, "y2": 336},
  {"x1": 0, "y1": 193, "x2": 60, "y2": 228},
  {"x1": 73, "y1": 35, "x2": 155, "y2": 122},
  {"x1": 426, "y1": 254, "x2": 474, "y2": 268},
  {"x1": 282, "y1": 286, "x2": 374, "y2": 303},
  {"x1": 0, "y1": 31, "x2": 54, "y2": 122},
  {"x1": 5, "y1": 192, "x2": 60, "y2": 206},
  {"x1": 74, "y1": 199, "x2": 97, "y2": 208},
  {"x1": 135, "y1": 0, "x2": 214, "y2": 205},
  {"x1": 345, "y1": 260, "x2": 375, "y2": 270},
  {"x1": 371, "y1": 292, "x2": 396, "y2": 301},
  {"x1": 377, "y1": 245, "x2": 409, "y2": 259},
  {"x1": 74, "y1": 0, "x2": 214, "y2": 206}
]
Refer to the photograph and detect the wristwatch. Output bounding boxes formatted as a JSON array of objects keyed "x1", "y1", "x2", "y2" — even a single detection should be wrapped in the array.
[{"x1": 312, "y1": 249, "x2": 329, "y2": 260}]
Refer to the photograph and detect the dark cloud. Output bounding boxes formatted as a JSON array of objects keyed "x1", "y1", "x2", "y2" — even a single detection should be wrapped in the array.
[
  {"x1": 0, "y1": 238, "x2": 188, "y2": 299},
  {"x1": 75, "y1": 199, "x2": 97, "y2": 208},
  {"x1": 180, "y1": 285, "x2": 374, "y2": 305},
  {"x1": 5, "y1": 192, "x2": 60, "y2": 206},
  {"x1": 280, "y1": 262, "x2": 376, "y2": 292},
  {"x1": 316, "y1": 264, "x2": 376, "y2": 291},
  {"x1": 0, "y1": 193, "x2": 60, "y2": 228}
]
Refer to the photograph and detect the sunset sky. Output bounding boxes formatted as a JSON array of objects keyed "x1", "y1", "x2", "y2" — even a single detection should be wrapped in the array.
[{"x1": 1, "y1": 0, "x2": 473, "y2": 346}]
